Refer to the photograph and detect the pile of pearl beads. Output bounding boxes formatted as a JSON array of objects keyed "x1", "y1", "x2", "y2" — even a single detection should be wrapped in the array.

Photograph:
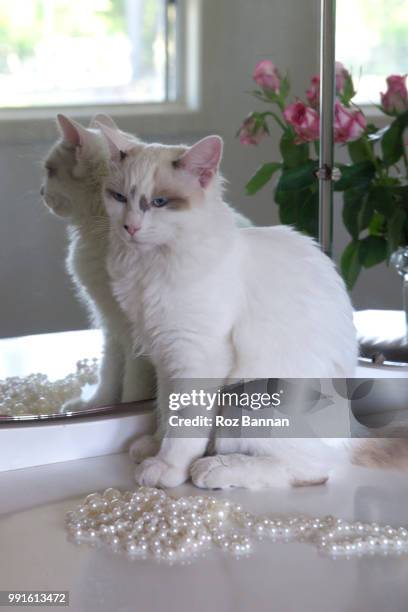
[
  {"x1": 66, "y1": 487, "x2": 251, "y2": 562},
  {"x1": 0, "y1": 358, "x2": 99, "y2": 417},
  {"x1": 66, "y1": 486, "x2": 408, "y2": 563}
]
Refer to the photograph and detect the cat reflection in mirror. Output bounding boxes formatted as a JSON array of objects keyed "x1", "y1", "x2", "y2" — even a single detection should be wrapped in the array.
[
  {"x1": 41, "y1": 115, "x2": 157, "y2": 411},
  {"x1": 99, "y1": 127, "x2": 363, "y2": 489},
  {"x1": 40, "y1": 116, "x2": 252, "y2": 431}
]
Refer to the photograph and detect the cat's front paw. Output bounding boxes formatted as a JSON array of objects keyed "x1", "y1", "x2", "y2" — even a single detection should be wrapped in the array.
[
  {"x1": 190, "y1": 456, "x2": 233, "y2": 489},
  {"x1": 129, "y1": 434, "x2": 160, "y2": 464},
  {"x1": 134, "y1": 457, "x2": 188, "y2": 488}
]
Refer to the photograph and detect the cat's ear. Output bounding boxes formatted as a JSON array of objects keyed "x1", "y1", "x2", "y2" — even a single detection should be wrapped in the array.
[
  {"x1": 96, "y1": 122, "x2": 133, "y2": 163},
  {"x1": 56, "y1": 114, "x2": 94, "y2": 159},
  {"x1": 175, "y1": 136, "x2": 223, "y2": 188},
  {"x1": 89, "y1": 113, "x2": 119, "y2": 131}
]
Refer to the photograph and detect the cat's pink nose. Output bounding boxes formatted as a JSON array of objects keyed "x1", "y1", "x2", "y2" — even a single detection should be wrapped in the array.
[{"x1": 124, "y1": 224, "x2": 140, "y2": 236}]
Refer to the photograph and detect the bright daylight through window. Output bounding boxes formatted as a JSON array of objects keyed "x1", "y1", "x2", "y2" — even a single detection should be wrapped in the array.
[
  {"x1": 337, "y1": 0, "x2": 407, "y2": 105},
  {"x1": 0, "y1": 0, "x2": 178, "y2": 109}
]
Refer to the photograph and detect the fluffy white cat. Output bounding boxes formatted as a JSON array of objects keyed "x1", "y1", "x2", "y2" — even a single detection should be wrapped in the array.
[
  {"x1": 41, "y1": 114, "x2": 156, "y2": 410},
  {"x1": 100, "y1": 127, "x2": 362, "y2": 489},
  {"x1": 41, "y1": 115, "x2": 252, "y2": 417}
]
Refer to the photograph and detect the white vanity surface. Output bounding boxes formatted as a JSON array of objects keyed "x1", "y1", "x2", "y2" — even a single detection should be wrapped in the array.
[
  {"x1": 1, "y1": 314, "x2": 408, "y2": 611},
  {"x1": 1, "y1": 453, "x2": 408, "y2": 612}
]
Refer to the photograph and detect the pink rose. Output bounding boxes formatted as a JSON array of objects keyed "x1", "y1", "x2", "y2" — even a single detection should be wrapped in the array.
[
  {"x1": 380, "y1": 75, "x2": 408, "y2": 115},
  {"x1": 306, "y1": 62, "x2": 351, "y2": 109},
  {"x1": 334, "y1": 101, "x2": 366, "y2": 143},
  {"x1": 306, "y1": 76, "x2": 320, "y2": 109},
  {"x1": 238, "y1": 115, "x2": 268, "y2": 145},
  {"x1": 253, "y1": 60, "x2": 281, "y2": 93},
  {"x1": 283, "y1": 101, "x2": 320, "y2": 143},
  {"x1": 335, "y1": 62, "x2": 349, "y2": 94}
]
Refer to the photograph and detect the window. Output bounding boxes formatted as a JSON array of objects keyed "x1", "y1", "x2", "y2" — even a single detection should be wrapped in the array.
[
  {"x1": 336, "y1": 0, "x2": 407, "y2": 105},
  {"x1": 0, "y1": 0, "x2": 178, "y2": 109}
]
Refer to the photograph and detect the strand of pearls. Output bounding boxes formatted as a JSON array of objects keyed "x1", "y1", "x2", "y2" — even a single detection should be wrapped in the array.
[
  {"x1": 0, "y1": 358, "x2": 99, "y2": 417},
  {"x1": 65, "y1": 486, "x2": 408, "y2": 563}
]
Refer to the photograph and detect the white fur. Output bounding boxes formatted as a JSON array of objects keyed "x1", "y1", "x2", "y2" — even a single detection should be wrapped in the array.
[
  {"x1": 102, "y1": 135, "x2": 358, "y2": 489},
  {"x1": 41, "y1": 117, "x2": 252, "y2": 415},
  {"x1": 41, "y1": 115, "x2": 156, "y2": 410}
]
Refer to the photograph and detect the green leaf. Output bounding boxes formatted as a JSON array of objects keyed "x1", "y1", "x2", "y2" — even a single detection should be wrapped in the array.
[
  {"x1": 275, "y1": 187, "x2": 318, "y2": 239},
  {"x1": 347, "y1": 138, "x2": 370, "y2": 163},
  {"x1": 390, "y1": 185, "x2": 408, "y2": 206},
  {"x1": 279, "y1": 75, "x2": 290, "y2": 100},
  {"x1": 358, "y1": 192, "x2": 375, "y2": 232},
  {"x1": 381, "y1": 122, "x2": 404, "y2": 166},
  {"x1": 367, "y1": 125, "x2": 387, "y2": 142},
  {"x1": 275, "y1": 188, "x2": 300, "y2": 226},
  {"x1": 279, "y1": 130, "x2": 309, "y2": 168},
  {"x1": 381, "y1": 111, "x2": 408, "y2": 167},
  {"x1": 297, "y1": 189, "x2": 319, "y2": 239},
  {"x1": 341, "y1": 241, "x2": 361, "y2": 290},
  {"x1": 387, "y1": 208, "x2": 407, "y2": 256},
  {"x1": 342, "y1": 188, "x2": 369, "y2": 240},
  {"x1": 334, "y1": 161, "x2": 376, "y2": 192},
  {"x1": 277, "y1": 160, "x2": 318, "y2": 191},
  {"x1": 245, "y1": 162, "x2": 281, "y2": 196},
  {"x1": 368, "y1": 212, "x2": 386, "y2": 237},
  {"x1": 340, "y1": 72, "x2": 356, "y2": 106},
  {"x1": 358, "y1": 236, "x2": 387, "y2": 268},
  {"x1": 367, "y1": 185, "x2": 394, "y2": 218}
]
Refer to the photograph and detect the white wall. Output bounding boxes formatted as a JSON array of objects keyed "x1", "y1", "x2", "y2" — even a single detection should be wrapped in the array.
[{"x1": 0, "y1": 0, "x2": 400, "y2": 339}]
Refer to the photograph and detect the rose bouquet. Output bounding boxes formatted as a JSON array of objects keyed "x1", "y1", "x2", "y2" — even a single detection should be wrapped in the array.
[{"x1": 239, "y1": 60, "x2": 408, "y2": 289}]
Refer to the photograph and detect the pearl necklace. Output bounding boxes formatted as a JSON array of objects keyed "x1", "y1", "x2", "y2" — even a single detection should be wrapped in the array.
[
  {"x1": 65, "y1": 486, "x2": 408, "y2": 563},
  {"x1": 0, "y1": 358, "x2": 99, "y2": 417}
]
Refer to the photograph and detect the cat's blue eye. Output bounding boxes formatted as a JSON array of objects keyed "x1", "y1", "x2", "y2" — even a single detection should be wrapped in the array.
[
  {"x1": 108, "y1": 190, "x2": 127, "y2": 204},
  {"x1": 151, "y1": 197, "x2": 169, "y2": 208}
]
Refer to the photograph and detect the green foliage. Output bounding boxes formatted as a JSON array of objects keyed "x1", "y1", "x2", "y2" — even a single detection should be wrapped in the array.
[
  {"x1": 342, "y1": 188, "x2": 370, "y2": 240},
  {"x1": 334, "y1": 161, "x2": 376, "y2": 191},
  {"x1": 279, "y1": 130, "x2": 309, "y2": 168},
  {"x1": 240, "y1": 60, "x2": 408, "y2": 293},
  {"x1": 358, "y1": 236, "x2": 387, "y2": 268},
  {"x1": 347, "y1": 138, "x2": 371, "y2": 163},
  {"x1": 341, "y1": 242, "x2": 361, "y2": 291},
  {"x1": 340, "y1": 72, "x2": 356, "y2": 107},
  {"x1": 381, "y1": 111, "x2": 408, "y2": 166},
  {"x1": 342, "y1": 235, "x2": 387, "y2": 290},
  {"x1": 297, "y1": 189, "x2": 319, "y2": 238},
  {"x1": 277, "y1": 160, "x2": 318, "y2": 192},
  {"x1": 368, "y1": 212, "x2": 386, "y2": 236},
  {"x1": 387, "y1": 208, "x2": 407, "y2": 256},
  {"x1": 367, "y1": 185, "x2": 394, "y2": 218},
  {"x1": 275, "y1": 187, "x2": 318, "y2": 238},
  {"x1": 245, "y1": 163, "x2": 281, "y2": 196},
  {"x1": 275, "y1": 120, "x2": 406, "y2": 289}
]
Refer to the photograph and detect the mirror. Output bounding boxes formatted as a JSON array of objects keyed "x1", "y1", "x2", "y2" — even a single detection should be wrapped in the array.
[{"x1": 2, "y1": 0, "x2": 403, "y2": 423}]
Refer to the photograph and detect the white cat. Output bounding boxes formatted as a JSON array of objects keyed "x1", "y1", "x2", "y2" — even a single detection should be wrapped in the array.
[
  {"x1": 41, "y1": 115, "x2": 252, "y2": 417},
  {"x1": 100, "y1": 127, "x2": 362, "y2": 489},
  {"x1": 41, "y1": 114, "x2": 156, "y2": 410}
]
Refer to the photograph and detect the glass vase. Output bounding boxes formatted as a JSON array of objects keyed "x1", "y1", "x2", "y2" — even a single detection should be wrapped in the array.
[{"x1": 391, "y1": 246, "x2": 408, "y2": 330}]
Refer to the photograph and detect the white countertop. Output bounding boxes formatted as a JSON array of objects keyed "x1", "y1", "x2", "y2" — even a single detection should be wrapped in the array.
[
  {"x1": 1, "y1": 318, "x2": 408, "y2": 611},
  {"x1": 1, "y1": 453, "x2": 408, "y2": 612}
]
